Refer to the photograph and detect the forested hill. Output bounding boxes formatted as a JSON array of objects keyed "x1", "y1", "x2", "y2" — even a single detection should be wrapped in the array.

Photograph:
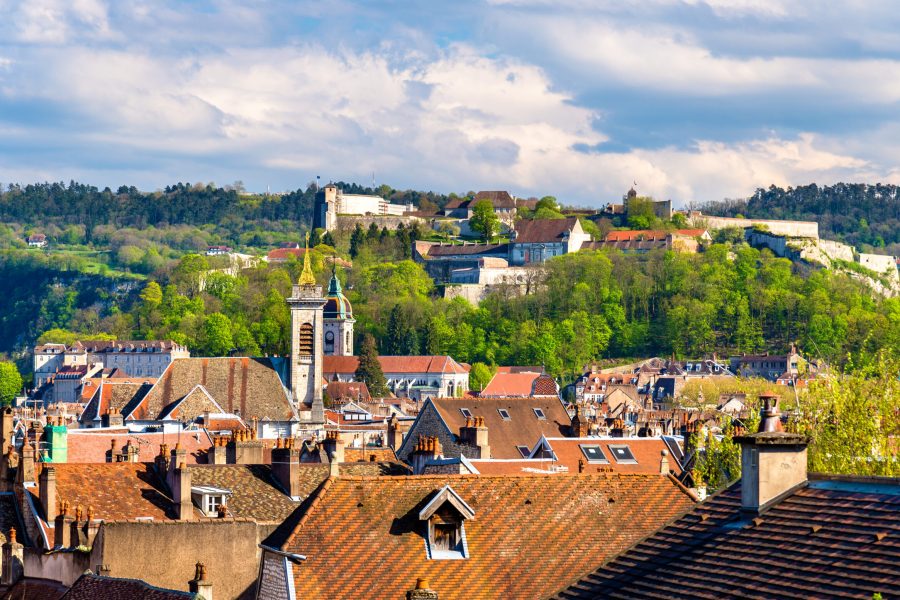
[
  {"x1": 701, "y1": 183, "x2": 900, "y2": 253},
  {"x1": 0, "y1": 181, "x2": 452, "y2": 237}
]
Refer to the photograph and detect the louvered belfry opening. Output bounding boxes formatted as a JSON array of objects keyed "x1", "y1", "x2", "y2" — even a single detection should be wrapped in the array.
[{"x1": 298, "y1": 323, "x2": 314, "y2": 357}]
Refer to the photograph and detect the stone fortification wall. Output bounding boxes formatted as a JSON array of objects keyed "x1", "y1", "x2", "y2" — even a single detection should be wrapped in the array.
[
  {"x1": 694, "y1": 215, "x2": 819, "y2": 239},
  {"x1": 335, "y1": 214, "x2": 426, "y2": 231},
  {"x1": 859, "y1": 253, "x2": 898, "y2": 276},
  {"x1": 817, "y1": 240, "x2": 855, "y2": 263}
]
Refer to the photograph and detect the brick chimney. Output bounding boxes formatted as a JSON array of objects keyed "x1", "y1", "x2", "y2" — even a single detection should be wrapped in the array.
[
  {"x1": 122, "y1": 441, "x2": 139, "y2": 463},
  {"x1": 39, "y1": 466, "x2": 57, "y2": 521},
  {"x1": 227, "y1": 429, "x2": 264, "y2": 465},
  {"x1": 155, "y1": 443, "x2": 170, "y2": 474},
  {"x1": 322, "y1": 431, "x2": 344, "y2": 464},
  {"x1": 735, "y1": 393, "x2": 808, "y2": 514},
  {"x1": 458, "y1": 417, "x2": 489, "y2": 459},
  {"x1": 387, "y1": 415, "x2": 404, "y2": 450},
  {"x1": 570, "y1": 404, "x2": 589, "y2": 438},
  {"x1": 271, "y1": 438, "x2": 301, "y2": 498},
  {"x1": 17, "y1": 443, "x2": 35, "y2": 486},
  {"x1": 1, "y1": 407, "x2": 13, "y2": 454},
  {"x1": 54, "y1": 501, "x2": 74, "y2": 548},
  {"x1": 407, "y1": 577, "x2": 438, "y2": 600},
  {"x1": 1, "y1": 528, "x2": 23, "y2": 586},
  {"x1": 411, "y1": 436, "x2": 442, "y2": 475},
  {"x1": 659, "y1": 449, "x2": 670, "y2": 475},
  {"x1": 189, "y1": 561, "x2": 213, "y2": 600}
]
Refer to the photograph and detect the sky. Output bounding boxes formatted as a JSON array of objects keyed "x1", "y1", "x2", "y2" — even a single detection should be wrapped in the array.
[{"x1": 1, "y1": 0, "x2": 899, "y2": 207}]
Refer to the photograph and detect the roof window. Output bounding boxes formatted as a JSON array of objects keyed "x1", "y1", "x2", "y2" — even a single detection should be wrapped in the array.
[
  {"x1": 498, "y1": 409, "x2": 511, "y2": 421},
  {"x1": 532, "y1": 408, "x2": 546, "y2": 420},
  {"x1": 517, "y1": 445, "x2": 531, "y2": 458},
  {"x1": 191, "y1": 485, "x2": 231, "y2": 517},
  {"x1": 579, "y1": 445, "x2": 609, "y2": 464},
  {"x1": 459, "y1": 408, "x2": 472, "y2": 418},
  {"x1": 420, "y1": 485, "x2": 474, "y2": 560},
  {"x1": 608, "y1": 445, "x2": 638, "y2": 464}
]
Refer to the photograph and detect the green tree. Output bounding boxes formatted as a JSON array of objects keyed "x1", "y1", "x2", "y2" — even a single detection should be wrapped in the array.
[
  {"x1": 469, "y1": 362, "x2": 494, "y2": 392},
  {"x1": 469, "y1": 200, "x2": 500, "y2": 242},
  {"x1": 0, "y1": 362, "x2": 22, "y2": 405},
  {"x1": 355, "y1": 334, "x2": 389, "y2": 396},
  {"x1": 201, "y1": 313, "x2": 234, "y2": 356}
]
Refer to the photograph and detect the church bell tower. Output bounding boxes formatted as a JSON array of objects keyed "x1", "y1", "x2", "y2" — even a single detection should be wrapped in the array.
[{"x1": 287, "y1": 233, "x2": 326, "y2": 425}]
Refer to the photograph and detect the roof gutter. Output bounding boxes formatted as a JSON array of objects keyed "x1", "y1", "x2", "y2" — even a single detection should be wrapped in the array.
[{"x1": 259, "y1": 544, "x2": 306, "y2": 563}]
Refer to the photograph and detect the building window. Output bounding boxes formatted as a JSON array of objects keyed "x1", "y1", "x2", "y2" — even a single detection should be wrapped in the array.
[
  {"x1": 533, "y1": 408, "x2": 546, "y2": 420},
  {"x1": 608, "y1": 445, "x2": 637, "y2": 464},
  {"x1": 191, "y1": 486, "x2": 231, "y2": 517},
  {"x1": 419, "y1": 485, "x2": 474, "y2": 560},
  {"x1": 459, "y1": 408, "x2": 472, "y2": 418},
  {"x1": 497, "y1": 409, "x2": 511, "y2": 421},
  {"x1": 580, "y1": 445, "x2": 609, "y2": 463},
  {"x1": 517, "y1": 445, "x2": 531, "y2": 457}
]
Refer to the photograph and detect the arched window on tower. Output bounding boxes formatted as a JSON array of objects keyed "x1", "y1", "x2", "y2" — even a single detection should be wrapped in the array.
[
  {"x1": 298, "y1": 323, "x2": 314, "y2": 357},
  {"x1": 324, "y1": 330, "x2": 335, "y2": 354}
]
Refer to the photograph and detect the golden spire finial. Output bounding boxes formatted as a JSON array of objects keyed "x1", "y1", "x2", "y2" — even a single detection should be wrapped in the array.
[{"x1": 299, "y1": 231, "x2": 316, "y2": 286}]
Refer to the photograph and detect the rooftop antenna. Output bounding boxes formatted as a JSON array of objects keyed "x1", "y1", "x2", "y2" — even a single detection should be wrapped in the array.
[{"x1": 372, "y1": 171, "x2": 376, "y2": 190}]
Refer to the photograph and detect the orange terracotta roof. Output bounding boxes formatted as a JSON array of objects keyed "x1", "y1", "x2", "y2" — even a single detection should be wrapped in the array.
[
  {"x1": 539, "y1": 437, "x2": 683, "y2": 476},
  {"x1": 65, "y1": 431, "x2": 212, "y2": 464},
  {"x1": 343, "y1": 447, "x2": 398, "y2": 463},
  {"x1": 266, "y1": 247, "x2": 307, "y2": 261},
  {"x1": 466, "y1": 459, "x2": 566, "y2": 475},
  {"x1": 279, "y1": 473, "x2": 696, "y2": 599},
  {"x1": 480, "y1": 372, "x2": 540, "y2": 397}
]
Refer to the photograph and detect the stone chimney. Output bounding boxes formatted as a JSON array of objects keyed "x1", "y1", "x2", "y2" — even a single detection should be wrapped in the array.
[
  {"x1": 734, "y1": 393, "x2": 808, "y2": 514},
  {"x1": 168, "y1": 454, "x2": 194, "y2": 521},
  {"x1": 570, "y1": 404, "x2": 589, "y2": 438},
  {"x1": 227, "y1": 429, "x2": 264, "y2": 465},
  {"x1": 189, "y1": 561, "x2": 213, "y2": 600},
  {"x1": 271, "y1": 438, "x2": 301, "y2": 498},
  {"x1": 210, "y1": 436, "x2": 227, "y2": 465},
  {"x1": 458, "y1": 417, "x2": 489, "y2": 459},
  {"x1": 17, "y1": 443, "x2": 35, "y2": 486},
  {"x1": 659, "y1": 449, "x2": 670, "y2": 475},
  {"x1": 39, "y1": 466, "x2": 57, "y2": 521},
  {"x1": 387, "y1": 415, "x2": 404, "y2": 450},
  {"x1": 54, "y1": 501, "x2": 74, "y2": 548},
  {"x1": 1, "y1": 407, "x2": 13, "y2": 454},
  {"x1": 122, "y1": 441, "x2": 139, "y2": 463},
  {"x1": 106, "y1": 439, "x2": 118, "y2": 463},
  {"x1": 410, "y1": 436, "x2": 442, "y2": 475},
  {"x1": 1, "y1": 528, "x2": 23, "y2": 586},
  {"x1": 102, "y1": 407, "x2": 124, "y2": 428},
  {"x1": 155, "y1": 443, "x2": 170, "y2": 474},
  {"x1": 407, "y1": 578, "x2": 439, "y2": 600},
  {"x1": 322, "y1": 431, "x2": 344, "y2": 464}
]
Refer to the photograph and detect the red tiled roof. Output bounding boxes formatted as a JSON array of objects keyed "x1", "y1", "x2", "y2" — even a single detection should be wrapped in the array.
[
  {"x1": 554, "y1": 474, "x2": 900, "y2": 599},
  {"x1": 266, "y1": 247, "x2": 307, "y2": 261},
  {"x1": 496, "y1": 366, "x2": 543, "y2": 374},
  {"x1": 479, "y1": 372, "x2": 540, "y2": 397},
  {"x1": 473, "y1": 190, "x2": 516, "y2": 208},
  {"x1": 323, "y1": 355, "x2": 469, "y2": 376},
  {"x1": 539, "y1": 437, "x2": 683, "y2": 476},
  {"x1": 604, "y1": 230, "x2": 669, "y2": 242},
  {"x1": 324, "y1": 381, "x2": 370, "y2": 402},
  {"x1": 513, "y1": 217, "x2": 580, "y2": 244},
  {"x1": 65, "y1": 431, "x2": 212, "y2": 464},
  {"x1": 279, "y1": 473, "x2": 696, "y2": 600}
]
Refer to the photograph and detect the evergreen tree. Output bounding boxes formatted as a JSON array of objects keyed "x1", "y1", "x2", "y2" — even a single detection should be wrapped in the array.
[
  {"x1": 349, "y1": 224, "x2": 365, "y2": 258},
  {"x1": 355, "y1": 334, "x2": 389, "y2": 396},
  {"x1": 385, "y1": 304, "x2": 404, "y2": 355},
  {"x1": 399, "y1": 327, "x2": 419, "y2": 355}
]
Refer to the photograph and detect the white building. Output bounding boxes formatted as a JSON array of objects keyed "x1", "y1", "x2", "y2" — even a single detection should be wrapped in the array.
[
  {"x1": 33, "y1": 340, "x2": 190, "y2": 387},
  {"x1": 324, "y1": 355, "x2": 469, "y2": 401}
]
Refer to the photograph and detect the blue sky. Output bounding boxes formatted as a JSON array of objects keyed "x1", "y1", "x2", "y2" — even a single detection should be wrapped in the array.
[{"x1": 1, "y1": 0, "x2": 899, "y2": 206}]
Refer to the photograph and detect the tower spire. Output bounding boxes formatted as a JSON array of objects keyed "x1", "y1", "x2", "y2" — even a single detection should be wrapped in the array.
[{"x1": 299, "y1": 231, "x2": 316, "y2": 286}]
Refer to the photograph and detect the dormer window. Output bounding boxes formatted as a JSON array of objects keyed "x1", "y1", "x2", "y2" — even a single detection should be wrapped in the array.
[
  {"x1": 419, "y1": 485, "x2": 475, "y2": 560},
  {"x1": 191, "y1": 485, "x2": 231, "y2": 517}
]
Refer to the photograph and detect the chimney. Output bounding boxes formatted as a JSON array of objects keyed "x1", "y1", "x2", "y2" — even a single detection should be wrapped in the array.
[
  {"x1": 1, "y1": 407, "x2": 12, "y2": 454},
  {"x1": 458, "y1": 417, "x2": 490, "y2": 458},
  {"x1": 189, "y1": 561, "x2": 213, "y2": 600},
  {"x1": 227, "y1": 430, "x2": 264, "y2": 465},
  {"x1": 106, "y1": 439, "x2": 118, "y2": 463},
  {"x1": 407, "y1": 578, "x2": 439, "y2": 600},
  {"x1": 169, "y1": 460, "x2": 194, "y2": 521},
  {"x1": 17, "y1": 443, "x2": 35, "y2": 486},
  {"x1": 39, "y1": 466, "x2": 57, "y2": 521},
  {"x1": 1, "y1": 528, "x2": 23, "y2": 586},
  {"x1": 123, "y1": 441, "x2": 139, "y2": 463},
  {"x1": 44, "y1": 419, "x2": 68, "y2": 463},
  {"x1": 659, "y1": 449, "x2": 670, "y2": 475},
  {"x1": 570, "y1": 404, "x2": 589, "y2": 438},
  {"x1": 102, "y1": 407, "x2": 124, "y2": 428},
  {"x1": 387, "y1": 415, "x2": 404, "y2": 450},
  {"x1": 54, "y1": 502, "x2": 74, "y2": 548},
  {"x1": 410, "y1": 436, "x2": 442, "y2": 475},
  {"x1": 210, "y1": 437, "x2": 227, "y2": 465},
  {"x1": 734, "y1": 393, "x2": 808, "y2": 514},
  {"x1": 271, "y1": 440, "x2": 301, "y2": 498},
  {"x1": 155, "y1": 444, "x2": 170, "y2": 474},
  {"x1": 322, "y1": 431, "x2": 344, "y2": 465}
]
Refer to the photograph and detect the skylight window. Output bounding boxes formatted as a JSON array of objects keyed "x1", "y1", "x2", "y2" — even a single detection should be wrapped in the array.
[
  {"x1": 459, "y1": 408, "x2": 472, "y2": 418},
  {"x1": 533, "y1": 408, "x2": 546, "y2": 420},
  {"x1": 517, "y1": 445, "x2": 531, "y2": 458},
  {"x1": 498, "y1": 409, "x2": 511, "y2": 420},
  {"x1": 579, "y1": 445, "x2": 608, "y2": 463},
  {"x1": 608, "y1": 445, "x2": 638, "y2": 464}
]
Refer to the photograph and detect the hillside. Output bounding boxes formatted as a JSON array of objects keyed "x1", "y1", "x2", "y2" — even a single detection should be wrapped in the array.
[{"x1": 701, "y1": 183, "x2": 900, "y2": 254}]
